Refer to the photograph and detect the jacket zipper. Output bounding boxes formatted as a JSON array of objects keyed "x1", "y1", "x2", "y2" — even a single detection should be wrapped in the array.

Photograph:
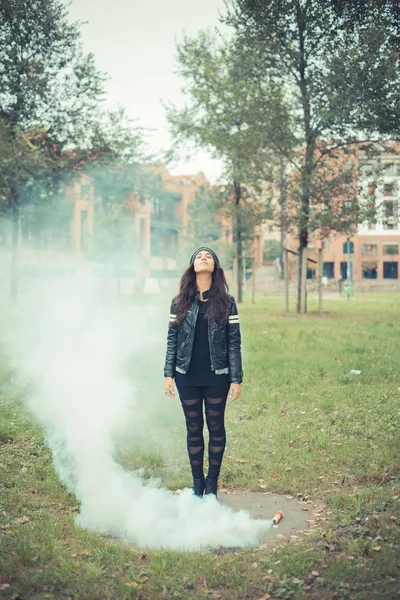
[{"x1": 208, "y1": 319, "x2": 214, "y2": 370}]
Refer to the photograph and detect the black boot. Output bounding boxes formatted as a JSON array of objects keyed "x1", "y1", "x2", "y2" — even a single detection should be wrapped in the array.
[
  {"x1": 205, "y1": 476, "x2": 218, "y2": 498},
  {"x1": 193, "y1": 475, "x2": 205, "y2": 497}
]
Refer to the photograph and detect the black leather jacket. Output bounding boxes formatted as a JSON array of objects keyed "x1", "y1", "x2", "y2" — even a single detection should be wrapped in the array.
[{"x1": 164, "y1": 292, "x2": 243, "y2": 384}]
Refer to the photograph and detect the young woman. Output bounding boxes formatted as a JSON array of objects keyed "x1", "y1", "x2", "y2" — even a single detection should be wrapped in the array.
[{"x1": 163, "y1": 247, "x2": 242, "y2": 498}]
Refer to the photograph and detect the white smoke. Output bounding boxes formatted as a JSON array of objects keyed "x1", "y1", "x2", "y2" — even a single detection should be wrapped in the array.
[{"x1": 2, "y1": 277, "x2": 271, "y2": 550}]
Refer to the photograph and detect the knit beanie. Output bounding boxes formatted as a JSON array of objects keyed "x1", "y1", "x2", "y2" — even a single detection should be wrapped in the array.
[{"x1": 189, "y1": 246, "x2": 220, "y2": 266}]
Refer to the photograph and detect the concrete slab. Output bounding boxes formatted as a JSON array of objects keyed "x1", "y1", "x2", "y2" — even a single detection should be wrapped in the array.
[{"x1": 217, "y1": 491, "x2": 319, "y2": 551}]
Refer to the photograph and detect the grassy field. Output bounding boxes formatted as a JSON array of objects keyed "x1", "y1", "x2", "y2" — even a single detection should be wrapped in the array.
[{"x1": 0, "y1": 293, "x2": 399, "y2": 600}]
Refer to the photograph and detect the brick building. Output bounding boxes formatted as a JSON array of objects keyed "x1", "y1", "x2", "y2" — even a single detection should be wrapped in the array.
[
  {"x1": 271, "y1": 146, "x2": 400, "y2": 287},
  {"x1": 308, "y1": 149, "x2": 400, "y2": 285}
]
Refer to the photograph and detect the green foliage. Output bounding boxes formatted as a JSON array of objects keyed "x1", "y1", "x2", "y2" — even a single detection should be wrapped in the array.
[
  {"x1": 166, "y1": 32, "x2": 282, "y2": 238},
  {"x1": 0, "y1": 2, "x2": 155, "y2": 273},
  {"x1": 186, "y1": 186, "x2": 223, "y2": 244},
  {"x1": 0, "y1": 0, "x2": 105, "y2": 141},
  {"x1": 263, "y1": 239, "x2": 281, "y2": 261}
]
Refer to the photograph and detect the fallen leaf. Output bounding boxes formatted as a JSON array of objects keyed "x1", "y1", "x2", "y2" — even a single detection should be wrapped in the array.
[
  {"x1": 372, "y1": 546, "x2": 381, "y2": 552},
  {"x1": 125, "y1": 582, "x2": 139, "y2": 588},
  {"x1": 257, "y1": 594, "x2": 271, "y2": 600},
  {"x1": 15, "y1": 516, "x2": 29, "y2": 524},
  {"x1": 81, "y1": 550, "x2": 91, "y2": 556},
  {"x1": 303, "y1": 585, "x2": 312, "y2": 591},
  {"x1": 389, "y1": 516, "x2": 397, "y2": 521},
  {"x1": 71, "y1": 553, "x2": 78, "y2": 558},
  {"x1": 311, "y1": 571, "x2": 320, "y2": 577}
]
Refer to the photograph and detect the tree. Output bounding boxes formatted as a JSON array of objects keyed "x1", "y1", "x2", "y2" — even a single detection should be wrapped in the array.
[
  {"x1": 224, "y1": 0, "x2": 400, "y2": 312},
  {"x1": 80, "y1": 109, "x2": 149, "y2": 262},
  {"x1": 0, "y1": 0, "x2": 105, "y2": 298},
  {"x1": 165, "y1": 32, "x2": 289, "y2": 301}
]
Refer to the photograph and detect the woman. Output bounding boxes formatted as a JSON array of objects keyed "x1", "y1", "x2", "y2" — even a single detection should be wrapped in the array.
[{"x1": 164, "y1": 247, "x2": 242, "y2": 498}]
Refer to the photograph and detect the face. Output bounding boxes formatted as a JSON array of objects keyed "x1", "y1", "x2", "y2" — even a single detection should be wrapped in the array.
[{"x1": 193, "y1": 250, "x2": 215, "y2": 274}]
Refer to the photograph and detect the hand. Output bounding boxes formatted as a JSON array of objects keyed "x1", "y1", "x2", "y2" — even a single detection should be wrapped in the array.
[
  {"x1": 164, "y1": 377, "x2": 176, "y2": 398},
  {"x1": 229, "y1": 383, "x2": 241, "y2": 402}
]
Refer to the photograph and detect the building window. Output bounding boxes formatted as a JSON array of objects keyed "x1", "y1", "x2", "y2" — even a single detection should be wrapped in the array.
[
  {"x1": 139, "y1": 218, "x2": 146, "y2": 248},
  {"x1": 383, "y1": 163, "x2": 396, "y2": 177},
  {"x1": 384, "y1": 183, "x2": 395, "y2": 196},
  {"x1": 306, "y1": 268, "x2": 316, "y2": 280},
  {"x1": 341, "y1": 261, "x2": 354, "y2": 280},
  {"x1": 80, "y1": 184, "x2": 91, "y2": 198},
  {"x1": 80, "y1": 210, "x2": 88, "y2": 253},
  {"x1": 359, "y1": 163, "x2": 374, "y2": 177},
  {"x1": 383, "y1": 243, "x2": 398, "y2": 256},
  {"x1": 151, "y1": 198, "x2": 162, "y2": 217},
  {"x1": 362, "y1": 243, "x2": 378, "y2": 256},
  {"x1": 323, "y1": 262, "x2": 334, "y2": 278},
  {"x1": 383, "y1": 200, "x2": 398, "y2": 230},
  {"x1": 343, "y1": 241, "x2": 354, "y2": 254},
  {"x1": 383, "y1": 262, "x2": 398, "y2": 279},
  {"x1": 362, "y1": 262, "x2": 378, "y2": 279}
]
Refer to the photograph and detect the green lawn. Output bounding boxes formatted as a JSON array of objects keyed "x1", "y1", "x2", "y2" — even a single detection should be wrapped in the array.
[{"x1": 0, "y1": 293, "x2": 399, "y2": 600}]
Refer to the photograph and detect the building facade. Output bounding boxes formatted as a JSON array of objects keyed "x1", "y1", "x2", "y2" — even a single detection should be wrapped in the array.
[{"x1": 315, "y1": 150, "x2": 400, "y2": 285}]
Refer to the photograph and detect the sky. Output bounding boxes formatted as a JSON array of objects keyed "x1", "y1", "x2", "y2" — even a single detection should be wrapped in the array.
[{"x1": 66, "y1": 0, "x2": 227, "y2": 182}]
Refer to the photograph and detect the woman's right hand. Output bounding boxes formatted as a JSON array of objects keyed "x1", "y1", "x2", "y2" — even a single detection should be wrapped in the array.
[{"x1": 164, "y1": 377, "x2": 175, "y2": 398}]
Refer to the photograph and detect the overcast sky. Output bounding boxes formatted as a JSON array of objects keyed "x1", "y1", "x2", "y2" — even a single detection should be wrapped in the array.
[{"x1": 66, "y1": 0, "x2": 227, "y2": 181}]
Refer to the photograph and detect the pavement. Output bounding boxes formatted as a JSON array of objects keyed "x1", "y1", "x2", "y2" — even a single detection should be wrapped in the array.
[{"x1": 218, "y1": 490, "x2": 322, "y2": 550}]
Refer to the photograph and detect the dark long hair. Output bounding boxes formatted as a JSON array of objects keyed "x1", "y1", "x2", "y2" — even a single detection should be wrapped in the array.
[{"x1": 174, "y1": 263, "x2": 229, "y2": 325}]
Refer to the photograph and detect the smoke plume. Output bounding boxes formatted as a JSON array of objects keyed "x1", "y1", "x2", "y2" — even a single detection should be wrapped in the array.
[{"x1": 2, "y1": 277, "x2": 271, "y2": 550}]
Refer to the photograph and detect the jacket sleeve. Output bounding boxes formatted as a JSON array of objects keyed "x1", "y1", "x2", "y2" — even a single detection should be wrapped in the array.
[
  {"x1": 227, "y1": 296, "x2": 243, "y2": 383},
  {"x1": 164, "y1": 301, "x2": 178, "y2": 378}
]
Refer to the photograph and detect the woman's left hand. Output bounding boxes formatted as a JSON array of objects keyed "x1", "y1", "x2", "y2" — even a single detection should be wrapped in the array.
[{"x1": 229, "y1": 383, "x2": 241, "y2": 402}]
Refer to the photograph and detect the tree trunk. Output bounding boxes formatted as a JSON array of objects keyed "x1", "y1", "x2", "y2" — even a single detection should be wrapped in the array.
[
  {"x1": 318, "y1": 247, "x2": 323, "y2": 314},
  {"x1": 284, "y1": 248, "x2": 289, "y2": 313},
  {"x1": 279, "y1": 159, "x2": 287, "y2": 280},
  {"x1": 299, "y1": 247, "x2": 307, "y2": 314},
  {"x1": 234, "y1": 181, "x2": 243, "y2": 303},
  {"x1": 296, "y1": 1, "x2": 314, "y2": 314},
  {"x1": 10, "y1": 201, "x2": 19, "y2": 303}
]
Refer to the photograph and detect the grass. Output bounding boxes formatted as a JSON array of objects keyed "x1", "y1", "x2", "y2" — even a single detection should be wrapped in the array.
[{"x1": 0, "y1": 292, "x2": 399, "y2": 599}]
